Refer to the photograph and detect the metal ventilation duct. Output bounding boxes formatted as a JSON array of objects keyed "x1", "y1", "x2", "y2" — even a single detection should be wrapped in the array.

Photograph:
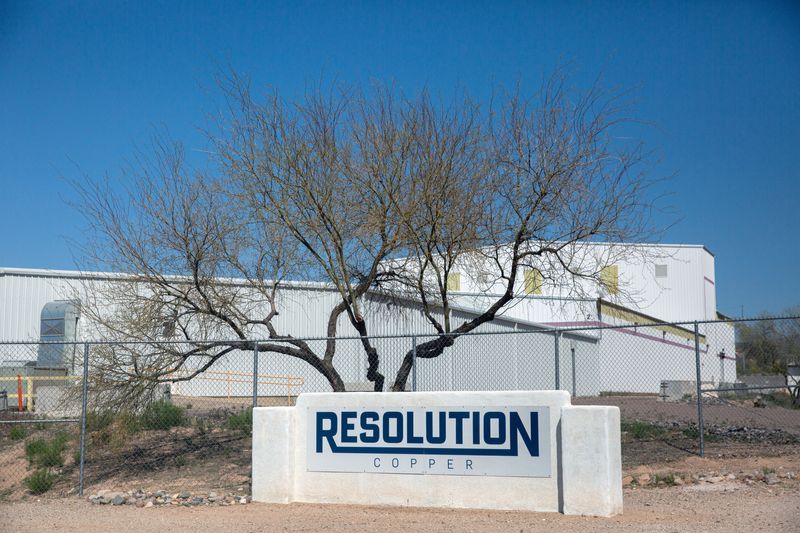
[{"x1": 36, "y1": 300, "x2": 81, "y2": 370}]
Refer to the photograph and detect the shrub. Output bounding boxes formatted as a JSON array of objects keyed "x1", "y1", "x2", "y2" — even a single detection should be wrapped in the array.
[
  {"x1": 681, "y1": 426, "x2": 720, "y2": 442},
  {"x1": 9, "y1": 426, "x2": 27, "y2": 440},
  {"x1": 25, "y1": 438, "x2": 49, "y2": 465},
  {"x1": 139, "y1": 401, "x2": 187, "y2": 430},
  {"x1": 25, "y1": 469, "x2": 55, "y2": 494},
  {"x1": 621, "y1": 420, "x2": 668, "y2": 440},
  {"x1": 118, "y1": 411, "x2": 143, "y2": 434},
  {"x1": 86, "y1": 412, "x2": 114, "y2": 432},
  {"x1": 653, "y1": 473, "x2": 676, "y2": 486},
  {"x1": 228, "y1": 409, "x2": 253, "y2": 435},
  {"x1": 25, "y1": 433, "x2": 69, "y2": 468}
]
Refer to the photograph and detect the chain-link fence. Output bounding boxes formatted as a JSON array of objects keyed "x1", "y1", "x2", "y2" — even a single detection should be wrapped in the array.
[{"x1": 1, "y1": 316, "x2": 798, "y2": 499}]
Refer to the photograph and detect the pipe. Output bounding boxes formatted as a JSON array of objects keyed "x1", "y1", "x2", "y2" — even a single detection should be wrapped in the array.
[{"x1": 17, "y1": 374, "x2": 23, "y2": 412}]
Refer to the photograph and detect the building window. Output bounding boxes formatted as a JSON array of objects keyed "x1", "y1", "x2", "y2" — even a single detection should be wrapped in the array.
[
  {"x1": 446, "y1": 272, "x2": 461, "y2": 291},
  {"x1": 655, "y1": 264, "x2": 668, "y2": 278},
  {"x1": 600, "y1": 265, "x2": 619, "y2": 295},
  {"x1": 524, "y1": 268, "x2": 542, "y2": 295}
]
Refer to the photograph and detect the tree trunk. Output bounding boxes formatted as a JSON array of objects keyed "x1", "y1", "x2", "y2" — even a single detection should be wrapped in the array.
[
  {"x1": 352, "y1": 318, "x2": 386, "y2": 392},
  {"x1": 391, "y1": 336, "x2": 454, "y2": 392}
]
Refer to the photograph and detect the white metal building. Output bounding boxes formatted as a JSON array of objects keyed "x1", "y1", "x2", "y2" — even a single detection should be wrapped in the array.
[{"x1": 0, "y1": 242, "x2": 735, "y2": 397}]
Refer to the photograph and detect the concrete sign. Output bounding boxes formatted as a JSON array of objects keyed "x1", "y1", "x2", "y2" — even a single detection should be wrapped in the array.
[
  {"x1": 253, "y1": 391, "x2": 622, "y2": 516},
  {"x1": 307, "y1": 406, "x2": 550, "y2": 477}
]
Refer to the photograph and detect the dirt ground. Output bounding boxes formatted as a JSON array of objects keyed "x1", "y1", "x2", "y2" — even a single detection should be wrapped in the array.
[
  {"x1": 575, "y1": 395, "x2": 800, "y2": 432},
  {"x1": 3, "y1": 396, "x2": 799, "y2": 531},
  {"x1": 1, "y1": 478, "x2": 797, "y2": 532},
  {"x1": 2, "y1": 453, "x2": 799, "y2": 532}
]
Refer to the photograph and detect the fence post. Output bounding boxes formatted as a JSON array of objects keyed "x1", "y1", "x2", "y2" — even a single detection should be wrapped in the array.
[
  {"x1": 571, "y1": 345, "x2": 576, "y2": 397},
  {"x1": 78, "y1": 343, "x2": 90, "y2": 497},
  {"x1": 693, "y1": 322, "x2": 705, "y2": 457},
  {"x1": 554, "y1": 331, "x2": 561, "y2": 391},
  {"x1": 252, "y1": 343, "x2": 259, "y2": 409},
  {"x1": 26, "y1": 377, "x2": 32, "y2": 412},
  {"x1": 411, "y1": 336, "x2": 417, "y2": 392}
]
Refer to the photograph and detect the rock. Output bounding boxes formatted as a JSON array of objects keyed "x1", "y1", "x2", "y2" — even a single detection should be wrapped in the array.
[
  {"x1": 638, "y1": 473, "x2": 651, "y2": 485},
  {"x1": 708, "y1": 476, "x2": 724, "y2": 484},
  {"x1": 239, "y1": 497, "x2": 248, "y2": 504},
  {"x1": 144, "y1": 501, "x2": 154, "y2": 508},
  {"x1": 726, "y1": 474, "x2": 736, "y2": 480},
  {"x1": 98, "y1": 497, "x2": 111, "y2": 505},
  {"x1": 111, "y1": 495, "x2": 126, "y2": 505},
  {"x1": 191, "y1": 497, "x2": 205, "y2": 505},
  {"x1": 622, "y1": 475, "x2": 634, "y2": 487},
  {"x1": 155, "y1": 490, "x2": 167, "y2": 498},
  {"x1": 765, "y1": 474, "x2": 780, "y2": 485},
  {"x1": 135, "y1": 500, "x2": 146, "y2": 508},
  {"x1": 673, "y1": 477, "x2": 684, "y2": 486},
  {"x1": 179, "y1": 491, "x2": 191, "y2": 499}
]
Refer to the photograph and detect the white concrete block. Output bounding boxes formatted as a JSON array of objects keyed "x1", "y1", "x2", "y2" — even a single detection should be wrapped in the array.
[
  {"x1": 252, "y1": 391, "x2": 623, "y2": 515},
  {"x1": 252, "y1": 406, "x2": 295, "y2": 503},
  {"x1": 560, "y1": 405, "x2": 622, "y2": 516}
]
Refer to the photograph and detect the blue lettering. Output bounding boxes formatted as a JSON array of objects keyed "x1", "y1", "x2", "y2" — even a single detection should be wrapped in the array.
[
  {"x1": 316, "y1": 411, "x2": 338, "y2": 453},
  {"x1": 341, "y1": 411, "x2": 357, "y2": 443},
  {"x1": 448, "y1": 411, "x2": 469, "y2": 444},
  {"x1": 359, "y1": 411, "x2": 380, "y2": 443},
  {"x1": 407, "y1": 412, "x2": 423, "y2": 444},
  {"x1": 383, "y1": 411, "x2": 404, "y2": 443},
  {"x1": 425, "y1": 411, "x2": 446, "y2": 444},
  {"x1": 510, "y1": 412, "x2": 539, "y2": 457},
  {"x1": 472, "y1": 411, "x2": 480, "y2": 444},
  {"x1": 315, "y1": 409, "x2": 541, "y2": 458},
  {"x1": 483, "y1": 411, "x2": 506, "y2": 445}
]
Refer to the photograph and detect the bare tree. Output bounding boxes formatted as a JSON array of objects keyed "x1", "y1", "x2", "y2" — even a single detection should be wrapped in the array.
[{"x1": 74, "y1": 71, "x2": 658, "y2": 402}]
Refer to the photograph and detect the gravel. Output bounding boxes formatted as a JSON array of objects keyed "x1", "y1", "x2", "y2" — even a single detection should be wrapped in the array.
[{"x1": 2, "y1": 482, "x2": 799, "y2": 533}]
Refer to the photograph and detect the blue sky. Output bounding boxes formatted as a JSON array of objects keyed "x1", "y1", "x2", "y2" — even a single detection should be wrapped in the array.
[{"x1": 1, "y1": 1, "x2": 799, "y2": 316}]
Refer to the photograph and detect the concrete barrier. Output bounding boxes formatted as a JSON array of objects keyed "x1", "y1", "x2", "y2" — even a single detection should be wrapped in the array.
[{"x1": 252, "y1": 390, "x2": 622, "y2": 516}]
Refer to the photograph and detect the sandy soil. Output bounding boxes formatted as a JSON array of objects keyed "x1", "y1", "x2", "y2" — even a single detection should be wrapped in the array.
[
  {"x1": 575, "y1": 395, "x2": 800, "y2": 433},
  {"x1": 3, "y1": 453, "x2": 799, "y2": 533},
  {"x1": 2, "y1": 480, "x2": 798, "y2": 533},
  {"x1": 3, "y1": 396, "x2": 799, "y2": 531}
]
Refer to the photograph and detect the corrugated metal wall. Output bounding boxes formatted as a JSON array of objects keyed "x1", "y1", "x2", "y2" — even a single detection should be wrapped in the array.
[{"x1": 3, "y1": 267, "x2": 730, "y2": 397}]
